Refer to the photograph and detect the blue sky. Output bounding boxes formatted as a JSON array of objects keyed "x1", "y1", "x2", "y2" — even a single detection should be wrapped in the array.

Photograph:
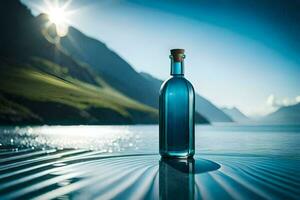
[{"x1": 22, "y1": 0, "x2": 300, "y2": 117}]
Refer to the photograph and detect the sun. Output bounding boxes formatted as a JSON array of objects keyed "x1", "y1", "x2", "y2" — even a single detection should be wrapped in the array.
[
  {"x1": 48, "y1": 7, "x2": 67, "y2": 26},
  {"x1": 44, "y1": 1, "x2": 73, "y2": 37}
]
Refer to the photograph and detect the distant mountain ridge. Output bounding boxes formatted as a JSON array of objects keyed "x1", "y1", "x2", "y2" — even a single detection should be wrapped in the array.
[
  {"x1": 222, "y1": 107, "x2": 250, "y2": 123},
  {"x1": 262, "y1": 103, "x2": 300, "y2": 124}
]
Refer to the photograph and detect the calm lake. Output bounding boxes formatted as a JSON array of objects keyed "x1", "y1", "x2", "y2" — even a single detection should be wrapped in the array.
[{"x1": 0, "y1": 125, "x2": 299, "y2": 199}]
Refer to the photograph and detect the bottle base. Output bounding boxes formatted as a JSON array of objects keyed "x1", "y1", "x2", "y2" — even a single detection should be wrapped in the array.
[{"x1": 160, "y1": 151, "x2": 194, "y2": 159}]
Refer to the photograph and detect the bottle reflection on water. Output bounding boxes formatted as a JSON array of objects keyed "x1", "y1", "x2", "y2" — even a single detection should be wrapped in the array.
[
  {"x1": 159, "y1": 49, "x2": 195, "y2": 158},
  {"x1": 159, "y1": 158, "x2": 195, "y2": 200}
]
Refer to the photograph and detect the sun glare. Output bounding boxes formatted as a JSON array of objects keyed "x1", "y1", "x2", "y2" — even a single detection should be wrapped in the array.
[
  {"x1": 44, "y1": 1, "x2": 72, "y2": 37},
  {"x1": 48, "y1": 7, "x2": 66, "y2": 26}
]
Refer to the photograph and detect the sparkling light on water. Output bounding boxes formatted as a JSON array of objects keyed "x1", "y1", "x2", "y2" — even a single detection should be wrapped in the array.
[{"x1": 0, "y1": 125, "x2": 299, "y2": 199}]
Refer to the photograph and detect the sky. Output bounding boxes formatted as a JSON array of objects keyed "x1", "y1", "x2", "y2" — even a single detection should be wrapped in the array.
[{"x1": 22, "y1": 0, "x2": 300, "y2": 117}]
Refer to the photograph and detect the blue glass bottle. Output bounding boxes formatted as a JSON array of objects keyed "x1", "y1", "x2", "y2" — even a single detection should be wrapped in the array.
[{"x1": 159, "y1": 49, "x2": 195, "y2": 158}]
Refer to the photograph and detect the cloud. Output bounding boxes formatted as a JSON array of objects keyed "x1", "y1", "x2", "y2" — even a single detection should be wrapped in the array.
[
  {"x1": 266, "y1": 94, "x2": 276, "y2": 107},
  {"x1": 266, "y1": 94, "x2": 300, "y2": 108}
]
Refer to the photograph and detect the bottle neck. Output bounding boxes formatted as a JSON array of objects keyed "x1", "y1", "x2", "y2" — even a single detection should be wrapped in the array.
[{"x1": 171, "y1": 60, "x2": 184, "y2": 76}]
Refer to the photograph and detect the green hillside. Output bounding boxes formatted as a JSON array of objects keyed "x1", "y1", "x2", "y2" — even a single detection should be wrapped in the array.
[{"x1": 0, "y1": 58, "x2": 157, "y2": 125}]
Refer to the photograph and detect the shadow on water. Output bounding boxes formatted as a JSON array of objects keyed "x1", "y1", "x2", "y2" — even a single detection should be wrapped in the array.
[{"x1": 159, "y1": 158, "x2": 220, "y2": 200}]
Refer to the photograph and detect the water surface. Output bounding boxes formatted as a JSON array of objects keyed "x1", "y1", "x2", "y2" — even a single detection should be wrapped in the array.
[{"x1": 0, "y1": 125, "x2": 299, "y2": 199}]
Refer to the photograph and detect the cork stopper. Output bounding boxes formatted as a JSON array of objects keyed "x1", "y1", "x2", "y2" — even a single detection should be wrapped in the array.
[{"x1": 170, "y1": 49, "x2": 185, "y2": 62}]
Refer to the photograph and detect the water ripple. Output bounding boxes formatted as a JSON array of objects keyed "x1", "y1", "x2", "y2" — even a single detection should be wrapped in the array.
[{"x1": 0, "y1": 148, "x2": 299, "y2": 200}]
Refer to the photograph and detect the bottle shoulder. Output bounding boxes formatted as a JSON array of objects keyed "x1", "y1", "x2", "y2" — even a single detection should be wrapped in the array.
[{"x1": 160, "y1": 76, "x2": 194, "y2": 94}]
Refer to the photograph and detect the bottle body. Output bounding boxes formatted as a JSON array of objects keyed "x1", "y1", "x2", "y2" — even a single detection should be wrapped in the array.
[{"x1": 159, "y1": 75, "x2": 195, "y2": 158}]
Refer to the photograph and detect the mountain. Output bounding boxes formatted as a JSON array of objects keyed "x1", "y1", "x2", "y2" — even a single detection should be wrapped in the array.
[
  {"x1": 57, "y1": 17, "x2": 209, "y2": 124},
  {"x1": 262, "y1": 103, "x2": 300, "y2": 124},
  {"x1": 140, "y1": 72, "x2": 233, "y2": 122},
  {"x1": 0, "y1": 0, "x2": 158, "y2": 125},
  {"x1": 222, "y1": 107, "x2": 250, "y2": 123},
  {"x1": 59, "y1": 27, "x2": 159, "y2": 109},
  {"x1": 195, "y1": 96, "x2": 233, "y2": 122}
]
